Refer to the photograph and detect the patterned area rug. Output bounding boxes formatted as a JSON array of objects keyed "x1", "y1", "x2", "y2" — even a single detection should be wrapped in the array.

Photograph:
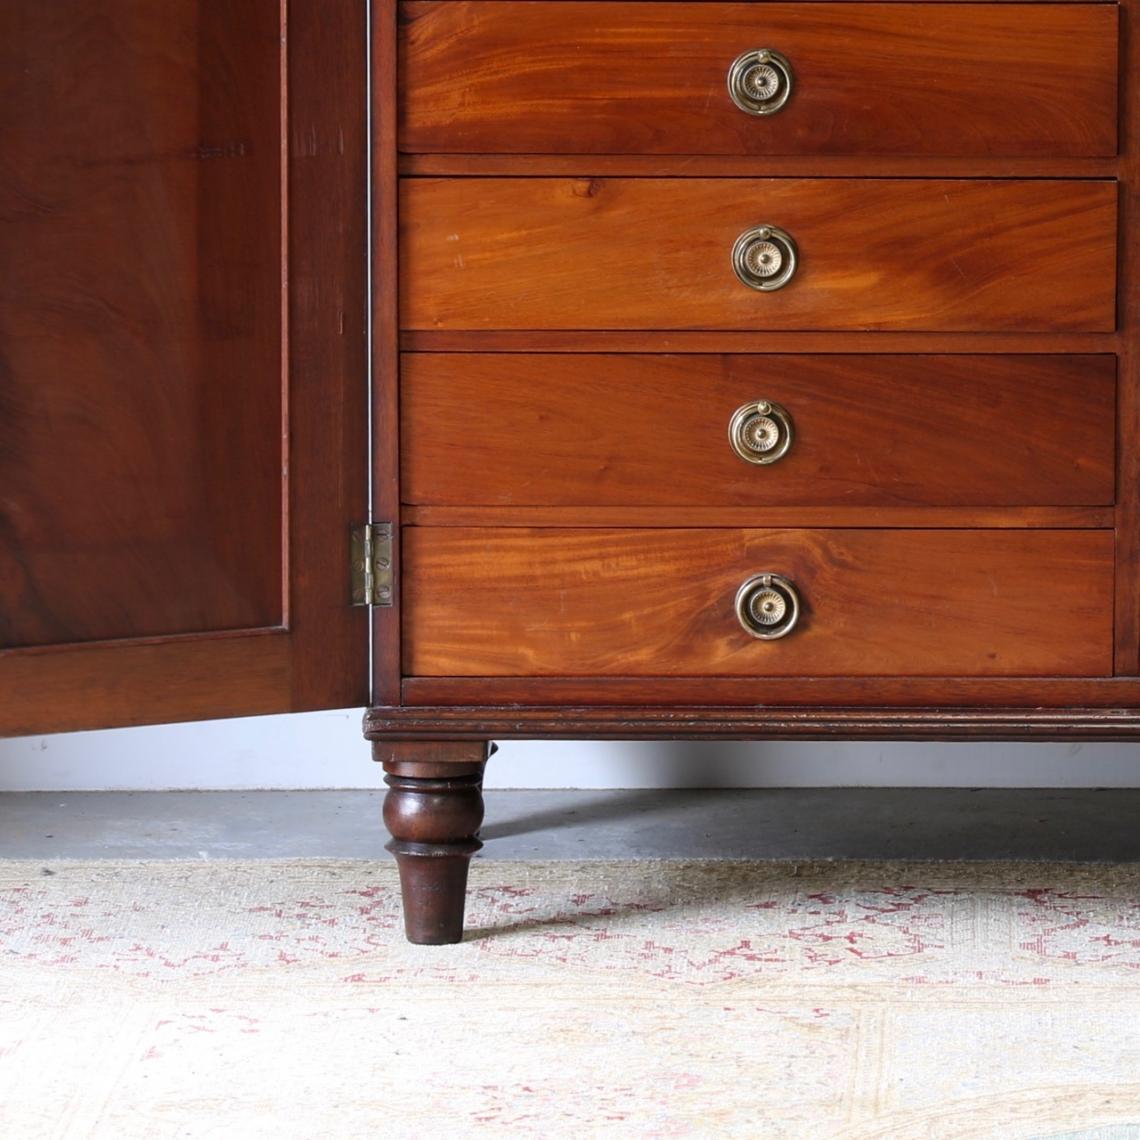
[{"x1": 3, "y1": 859, "x2": 1140, "y2": 1138}]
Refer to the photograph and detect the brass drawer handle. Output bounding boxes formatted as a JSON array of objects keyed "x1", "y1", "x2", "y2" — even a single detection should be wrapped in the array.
[
  {"x1": 729, "y1": 399, "x2": 794, "y2": 465},
  {"x1": 727, "y1": 49, "x2": 794, "y2": 116},
  {"x1": 735, "y1": 573, "x2": 801, "y2": 640},
  {"x1": 732, "y1": 225, "x2": 798, "y2": 292}
]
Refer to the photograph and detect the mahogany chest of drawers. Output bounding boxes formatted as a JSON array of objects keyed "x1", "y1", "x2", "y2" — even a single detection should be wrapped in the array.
[{"x1": 1, "y1": 0, "x2": 1135, "y2": 942}]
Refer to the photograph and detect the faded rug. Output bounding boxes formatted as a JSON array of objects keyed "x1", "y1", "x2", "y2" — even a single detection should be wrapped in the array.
[{"x1": 3, "y1": 859, "x2": 1140, "y2": 1138}]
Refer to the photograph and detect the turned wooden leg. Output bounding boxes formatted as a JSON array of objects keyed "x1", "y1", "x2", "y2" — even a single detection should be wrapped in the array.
[{"x1": 375, "y1": 740, "x2": 493, "y2": 944}]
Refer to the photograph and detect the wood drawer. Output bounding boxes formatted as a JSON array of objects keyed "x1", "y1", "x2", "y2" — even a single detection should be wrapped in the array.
[
  {"x1": 403, "y1": 528, "x2": 1115, "y2": 677},
  {"x1": 400, "y1": 179, "x2": 1117, "y2": 332},
  {"x1": 402, "y1": 354, "x2": 1116, "y2": 508},
  {"x1": 400, "y1": 2, "x2": 1118, "y2": 158}
]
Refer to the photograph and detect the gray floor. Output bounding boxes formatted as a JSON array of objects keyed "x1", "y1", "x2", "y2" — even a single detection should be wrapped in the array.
[{"x1": 0, "y1": 789, "x2": 1138, "y2": 862}]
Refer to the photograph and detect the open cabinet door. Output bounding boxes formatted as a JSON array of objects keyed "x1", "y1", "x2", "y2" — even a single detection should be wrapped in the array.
[{"x1": 0, "y1": 0, "x2": 369, "y2": 736}]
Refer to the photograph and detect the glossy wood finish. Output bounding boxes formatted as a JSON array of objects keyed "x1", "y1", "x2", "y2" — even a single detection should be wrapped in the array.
[
  {"x1": 402, "y1": 528, "x2": 1114, "y2": 678},
  {"x1": 373, "y1": 0, "x2": 403, "y2": 704},
  {"x1": 0, "y1": 635, "x2": 293, "y2": 738},
  {"x1": 381, "y1": 0, "x2": 1140, "y2": 943},
  {"x1": 285, "y1": 2, "x2": 372, "y2": 715},
  {"x1": 402, "y1": 331, "x2": 1123, "y2": 354},
  {"x1": 401, "y1": 2, "x2": 1118, "y2": 157},
  {"x1": 402, "y1": 675, "x2": 1140, "y2": 710},
  {"x1": 400, "y1": 179, "x2": 1117, "y2": 332},
  {"x1": 0, "y1": 1, "x2": 282, "y2": 649},
  {"x1": 377, "y1": 740, "x2": 491, "y2": 945},
  {"x1": 402, "y1": 354, "x2": 1115, "y2": 508},
  {"x1": 404, "y1": 155, "x2": 1122, "y2": 178},
  {"x1": 0, "y1": 0, "x2": 369, "y2": 734},
  {"x1": 403, "y1": 506, "x2": 1115, "y2": 529},
  {"x1": 1114, "y1": 0, "x2": 1140, "y2": 672}
]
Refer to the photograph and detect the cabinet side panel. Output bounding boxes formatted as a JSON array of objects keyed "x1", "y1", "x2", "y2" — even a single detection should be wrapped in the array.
[
  {"x1": 1115, "y1": 0, "x2": 1140, "y2": 673},
  {"x1": 372, "y1": 0, "x2": 403, "y2": 704}
]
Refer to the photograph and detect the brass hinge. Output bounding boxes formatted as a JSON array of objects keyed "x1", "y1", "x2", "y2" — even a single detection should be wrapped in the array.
[{"x1": 350, "y1": 523, "x2": 394, "y2": 607}]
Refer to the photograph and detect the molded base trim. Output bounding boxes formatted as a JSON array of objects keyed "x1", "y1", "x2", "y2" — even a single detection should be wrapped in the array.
[{"x1": 364, "y1": 706, "x2": 1140, "y2": 743}]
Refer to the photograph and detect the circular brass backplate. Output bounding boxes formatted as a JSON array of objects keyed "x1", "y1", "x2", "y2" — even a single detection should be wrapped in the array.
[
  {"x1": 732, "y1": 225, "x2": 798, "y2": 292},
  {"x1": 728, "y1": 399, "x2": 795, "y2": 465},
  {"x1": 727, "y1": 49, "x2": 794, "y2": 116},
  {"x1": 734, "y1": 573, "x2": 801, "y2": 640}
]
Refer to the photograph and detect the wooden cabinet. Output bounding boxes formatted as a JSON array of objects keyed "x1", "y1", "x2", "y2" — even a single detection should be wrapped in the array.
[
  {"x1": 385, "y1": 0, "x2": 1140, "y2": 944},
  {"x1": 2, "y1": 0, "x2": 1138, "y2": 943}
]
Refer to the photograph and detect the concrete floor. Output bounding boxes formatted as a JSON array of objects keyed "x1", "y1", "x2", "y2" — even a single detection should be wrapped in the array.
[{"x1": 0, "y1": 789, "x2": 1138, "y2": 862}]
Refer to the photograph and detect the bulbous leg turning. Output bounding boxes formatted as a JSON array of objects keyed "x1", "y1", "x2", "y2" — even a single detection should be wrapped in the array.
[{"x1": 375, "y1": 740, "x2": 492, "y2": 944}]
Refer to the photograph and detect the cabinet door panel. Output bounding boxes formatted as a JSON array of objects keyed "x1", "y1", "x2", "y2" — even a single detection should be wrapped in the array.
[
  {"x1": 0, "y1": 0, "x2": 368, "y2": 734},
  {"x1": 1, "y1": 2, "x2": 282, "y2": 649}
]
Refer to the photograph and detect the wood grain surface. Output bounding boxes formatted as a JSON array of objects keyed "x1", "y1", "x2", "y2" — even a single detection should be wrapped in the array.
[
  {"x1": 0, "y1": 1, "x2": 283, "y2": 649},
  {"x1": 400, "y1": 675, "x2": 1140, "y2": 711},
  {"x1": 402, "y1": 528, "x2": 1114, "y2": 677},
  {"x1": 1114, "y1": 0, "x2": 1140, "y2": 672},
  {"x1": 402, "y1": 155, "x2": 1121, "y2": 178},
  {"x1": 402, "y1": 353, "x2": 1116, "y2": 507},
  {"x1": 401, "y1": 331, "x2": 1123, "y2": 354},
  {"x1": 400, "y1": 179, "x2": 1118, "y2": 332},
  {"x1": 0, "y1": 0, "x2": 370, "y2": 733},
  {"x1": 373, "y1": 0, "x2": 403, "y2": 703},
  {"x1": 403, "y1": 507, "x2": 1116, "y2": 528},
  {"x1": 400, "y1": 2, "x2": 1118, "y2": 157}
]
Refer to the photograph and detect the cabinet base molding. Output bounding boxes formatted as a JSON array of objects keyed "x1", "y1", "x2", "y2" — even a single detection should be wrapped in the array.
[{"x1": 365, "y1": 707, "x2": 1140, "y2": 743}]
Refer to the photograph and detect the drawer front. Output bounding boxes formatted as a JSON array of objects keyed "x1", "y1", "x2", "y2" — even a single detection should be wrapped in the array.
[
  {"x1": 400, "y1": 179, "x2": 1117, "y2": 332},
  {"x1": 400, "y1": 3, "x2": 1118, "y2": 158},
  {"x1": 403, "y1": 528, "x2": 1115, "y2": 677},
  {"x1": 402, "y1": 354, "x2": 1116, "y2": 508}
]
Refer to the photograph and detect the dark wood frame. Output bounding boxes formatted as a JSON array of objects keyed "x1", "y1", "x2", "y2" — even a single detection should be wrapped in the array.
[{"x1": 366, "y1": 706, "x2": 1140, "y2": 742}]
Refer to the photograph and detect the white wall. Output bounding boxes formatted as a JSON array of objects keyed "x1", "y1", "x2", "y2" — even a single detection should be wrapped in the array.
[{"x1": 0, "y1": 708, "x2": 1138, "y2": 789}]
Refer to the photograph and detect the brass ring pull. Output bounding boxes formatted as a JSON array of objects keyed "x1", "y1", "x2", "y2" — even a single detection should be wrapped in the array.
[
  {"x1": 728, "y1": 399, "x2": 794, "y2": 465},
  {"x1": 732, "y1": 225, "x2": 798, "y2": 292},
  {"x1": 727, "y1": 49, "x2": 794, "y2": 116},
  {"x1": 735, "y1": 573, "x2": 801, "y2": 640}
]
